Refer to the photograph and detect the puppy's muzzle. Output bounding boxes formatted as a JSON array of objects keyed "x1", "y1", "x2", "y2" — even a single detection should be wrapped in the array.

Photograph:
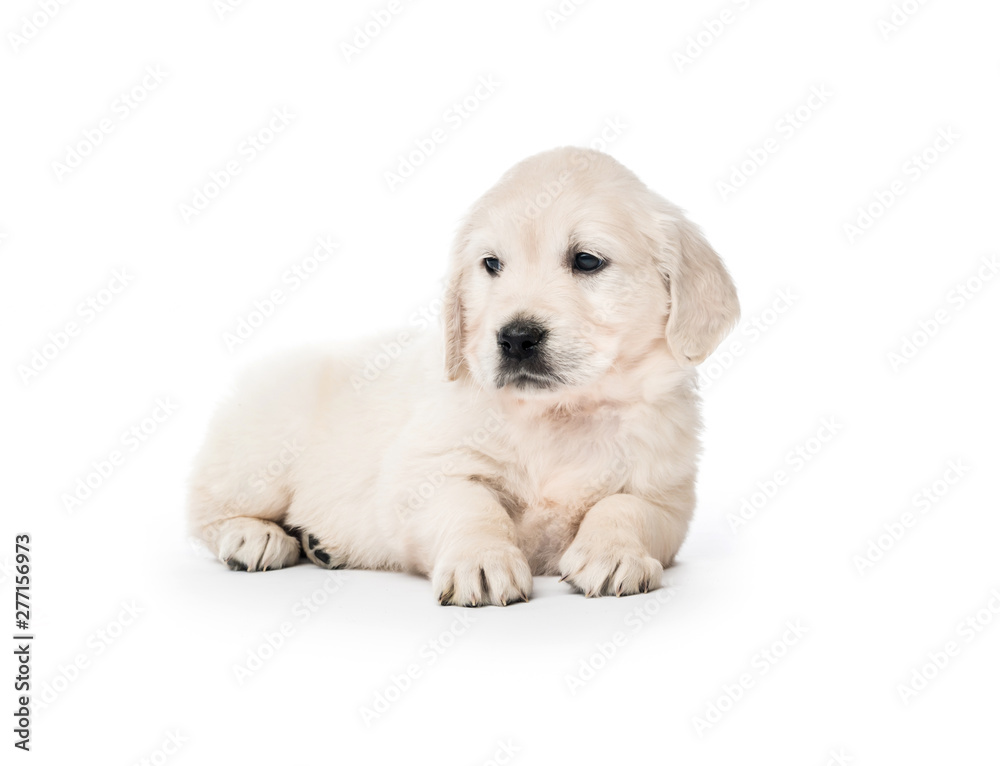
[
  {"x1": 497, "y1": 320, "x2": 546, "y2": 361},
  {"x1": 495, "y1": 317, "x2": 559, "y2": 389}
]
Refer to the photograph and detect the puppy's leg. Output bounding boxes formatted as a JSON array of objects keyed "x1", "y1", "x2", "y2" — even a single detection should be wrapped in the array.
[
  {"x1": 558, "y1": 493, "x2": 690, "y2": 597},
  {"x1": 188, "y1": 477, "x2": 300, "y2": 573},
  {"x1": 210, "y1": 516, "x2": 301, "y2": 572},
  {"x1": 407, "y1": 481, "x2": 532, "y2": 607}
]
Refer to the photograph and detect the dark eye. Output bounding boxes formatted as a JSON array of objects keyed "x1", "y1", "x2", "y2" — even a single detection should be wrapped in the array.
[
  {"x1": 573, "y1": 252, "x2": 605, "y2": 272},
  {"x1": 483, "y1": 256, "x2": 502, "y2": 276}
]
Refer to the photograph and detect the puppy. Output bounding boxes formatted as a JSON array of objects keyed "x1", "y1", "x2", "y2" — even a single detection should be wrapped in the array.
[{"x1": 188, "y1": 147, "x2": 739, "y2": 606}]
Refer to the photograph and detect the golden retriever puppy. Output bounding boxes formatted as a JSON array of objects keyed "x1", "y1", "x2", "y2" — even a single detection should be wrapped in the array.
[{"x1": 188, "y1": 147, "x2": 739, "y2": 606}]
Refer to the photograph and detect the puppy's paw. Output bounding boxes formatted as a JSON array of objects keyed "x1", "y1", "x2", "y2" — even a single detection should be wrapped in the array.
[
  {"x1": 215, "y1": 518, "x2": 300, "y2": 572},
  {"x1": 432, "y1": 545, "x2": 532, "y2": 607},
  {"x1": 558, "y1": 537, "x2": 662, "y2": 597},
  {"x1": 298, "y1": 530, "x2": 347, "y2": 570}
]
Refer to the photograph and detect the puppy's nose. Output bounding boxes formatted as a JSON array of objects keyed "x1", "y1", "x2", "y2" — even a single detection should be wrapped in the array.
[{"x1": 498, "y1": 321, "x2": 545, "y2": 361}]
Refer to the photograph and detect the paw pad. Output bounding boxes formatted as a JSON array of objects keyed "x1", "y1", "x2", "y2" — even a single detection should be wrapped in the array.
[{"x1": 298, "y1": 530, "x2": 343, "y2": 569}]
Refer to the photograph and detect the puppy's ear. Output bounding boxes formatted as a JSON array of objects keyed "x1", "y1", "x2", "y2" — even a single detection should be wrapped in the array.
[
  {"x1": 442, "y1": 267, "x2": 466, "y2": 381},
  {"x1": 656, "y1": 207, "x2": 739, "y2": 366}
]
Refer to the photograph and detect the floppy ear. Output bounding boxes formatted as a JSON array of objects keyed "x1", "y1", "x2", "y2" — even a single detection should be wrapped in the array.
[
  {"x1": 442, "y1": 266, "x2": 466, "y2": 381},
  {"x1": 656, "y1": 209, "x2": 739, "y2": 366}
]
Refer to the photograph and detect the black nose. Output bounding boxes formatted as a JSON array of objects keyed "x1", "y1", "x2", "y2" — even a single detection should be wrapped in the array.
[{"x1": 498, "y1": 321, "x2": 545, "y2": 361}]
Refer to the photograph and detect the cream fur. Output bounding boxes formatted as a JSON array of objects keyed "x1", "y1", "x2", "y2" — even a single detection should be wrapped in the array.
[{"x1": 188, "y1": 147, "x2": 739, "y2": 606}]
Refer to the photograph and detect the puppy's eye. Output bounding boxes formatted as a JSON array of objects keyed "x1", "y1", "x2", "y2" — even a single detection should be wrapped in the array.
[
  {"x1": 483, "y1": 257, "x2": 503, "y2": 276},
  {"x1": 573, "y1": 252, "x2": 605, "y2": 273}
]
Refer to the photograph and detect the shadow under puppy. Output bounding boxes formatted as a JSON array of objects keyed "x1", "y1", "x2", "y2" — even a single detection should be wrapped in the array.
[{"x1": 188, "y1": 147, "x2": 739, "y2": 606}]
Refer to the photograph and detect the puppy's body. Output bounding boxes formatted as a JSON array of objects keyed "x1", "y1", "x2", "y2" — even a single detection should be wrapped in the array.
[{"x1": 189, "y1": 148, "x2": 738, "y2": 605}]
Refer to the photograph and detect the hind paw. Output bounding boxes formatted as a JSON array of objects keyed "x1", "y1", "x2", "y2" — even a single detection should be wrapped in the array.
[
  {"x1": 214, "y1": 518, "x2": 300, "y2": 572},
  {"x1": 298, "y1": 530, "x2": 347, "y2": 569}
]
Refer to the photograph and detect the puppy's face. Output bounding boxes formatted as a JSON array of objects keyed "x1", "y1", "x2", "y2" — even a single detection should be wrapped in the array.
[
  {"x1": 444, "y1": 148, "x2": 739, "y2": 398},
  {"x1": 456, "y1": 172, "x2": 668, "y2": 394}
]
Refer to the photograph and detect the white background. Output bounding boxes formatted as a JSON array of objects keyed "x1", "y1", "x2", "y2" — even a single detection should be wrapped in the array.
[{"x1": 2, "y1": 0, "x2": 999, "y2": 763}]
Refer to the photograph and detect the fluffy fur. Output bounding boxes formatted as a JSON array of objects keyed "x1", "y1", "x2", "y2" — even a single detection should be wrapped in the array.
[{"x1": 188, "y1": 147, "x2": 739, "y2": 606}]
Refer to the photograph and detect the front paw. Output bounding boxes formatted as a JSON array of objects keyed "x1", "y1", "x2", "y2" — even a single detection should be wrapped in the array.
[
  {"x1": 558, "y1": 537, "x2": 663, "y2": 598},
  {"x1": 432, "y1": 545, "x2": 532, "y2": 607}
]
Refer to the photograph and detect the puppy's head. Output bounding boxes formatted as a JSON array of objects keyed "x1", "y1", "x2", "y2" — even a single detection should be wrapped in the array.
[{"x1": 443, "y1": 148, "x2": 739, "y2": 396}]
